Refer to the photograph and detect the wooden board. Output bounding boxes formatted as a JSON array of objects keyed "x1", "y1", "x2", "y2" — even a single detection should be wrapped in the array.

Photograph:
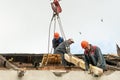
[
  {"x1": 64, "y1": 54, "x2": 85, "y2": 69},
  {"x1": 64, "y1": 54, "x2": 103, "y2": 76}
]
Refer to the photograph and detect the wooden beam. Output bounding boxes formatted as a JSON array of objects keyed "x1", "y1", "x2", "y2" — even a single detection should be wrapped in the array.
[
  {"x1": 64, "y1": 54, "x2": 85, "y2": 69},
  {"x1": 0, "y1": 55, "x2": 19, "y2": 70},
  {"x1": 64, "y1": 54, "x2": 103, "y2": 76}
]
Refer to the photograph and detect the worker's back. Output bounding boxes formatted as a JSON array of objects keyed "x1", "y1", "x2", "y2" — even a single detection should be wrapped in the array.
[
  {"x1": 54, "y1": 39, "x2": 74, "y2": 54},
  {"x1": 52, "y1": 37, "x2": 64, "y2": 50},
  {"x1": 54, "y1": 40, "x2": 68, "y2": 54}
]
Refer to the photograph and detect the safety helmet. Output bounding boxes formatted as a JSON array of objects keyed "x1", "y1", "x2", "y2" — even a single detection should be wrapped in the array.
[
  {"x1": 81, "y1": 40, "x2": 89, "y2": 49},
  {"x1": 54, "y1": 32, "x2": 60, "y2": 39}
]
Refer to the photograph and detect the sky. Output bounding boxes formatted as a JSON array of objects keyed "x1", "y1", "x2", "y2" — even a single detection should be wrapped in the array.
[{"x1": 0, "y1": 0, "x2": 120, "y2": 54}]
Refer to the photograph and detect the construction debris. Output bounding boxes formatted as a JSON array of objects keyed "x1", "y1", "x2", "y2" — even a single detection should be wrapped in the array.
[
  {"x1": 17, "y1": 68, "x2": 26, "y2": 77},
  {"x1": 41, "y1": 54, "x2": 62, "y2": 66},
  {"x1": 0, "y1": 55, "x2": 19, "y2": 70},
  {"x1": 105, "y1": 54, "x2": 120, "y2": 70}
]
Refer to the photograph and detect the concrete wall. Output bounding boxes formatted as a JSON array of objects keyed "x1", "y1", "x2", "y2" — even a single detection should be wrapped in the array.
[{"x1": 0, "y1": 70, "x2": 120, "y2": 80}]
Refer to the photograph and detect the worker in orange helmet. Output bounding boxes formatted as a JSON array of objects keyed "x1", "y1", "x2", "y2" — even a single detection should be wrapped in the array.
[
  {"x1": 81, "y1": 40, "x2": 106, "y2": 71},
  {"x1": 52, "y1": 32, "x2": 64, "y2": 52}
]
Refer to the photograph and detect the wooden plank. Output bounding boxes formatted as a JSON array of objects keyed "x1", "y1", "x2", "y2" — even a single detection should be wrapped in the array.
[
  {"x1": 89, "y1": 64, "x2": 103, "y2": 76},
  {"x1": 64, "y1": 54, "x2": 85, "y2": 69},
  {"x1": 64, "y1": 54, "x2": 103, "y2": 76},
  {"x1": 0, "y1": 55, "x2": 19, "y2": 70},
  {"x1": 41, "y1": 54, "x2": 47, "y2": 66},
  {"x1": 0, "y1": 55, "x2": 27, "y2": 77}
]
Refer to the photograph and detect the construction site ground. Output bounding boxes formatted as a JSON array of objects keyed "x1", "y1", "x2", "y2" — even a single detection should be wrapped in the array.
[{"x1": 0, "y1": 68, "x2": 119, "y2": 80}]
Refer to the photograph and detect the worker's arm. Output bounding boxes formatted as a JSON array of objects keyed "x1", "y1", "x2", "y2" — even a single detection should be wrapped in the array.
[
  {"x1": 84, "y1": 54, "x2": 89, "y2": 71},
  {"x1": 95, "y1": 47, "x2": 103, "y2": 67}
]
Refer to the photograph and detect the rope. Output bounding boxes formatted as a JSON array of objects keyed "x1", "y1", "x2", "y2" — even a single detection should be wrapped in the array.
[
  {"x1": 51, "y1": 13, "x2": 57, "y2": 53},
  {"x1": 48, "y1": 13, "x2": 55, "y2": 53},
  {"x1": 48, "y1": 0, "x2": 66, "y2": 53},
  {"x1": 57, "y1": 14, "x2": 66, "y2": 41},
  {"x1": 53, "y1": 13, "x2": 56, "y2": 33},
  {"x1": 48, "y1": 13, "x2": 66, "y2": 53}
]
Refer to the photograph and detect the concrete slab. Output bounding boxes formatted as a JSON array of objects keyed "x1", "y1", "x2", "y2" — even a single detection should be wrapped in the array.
[{"x1": 0, "y1": 70, "x2": 120, "y2": 80}]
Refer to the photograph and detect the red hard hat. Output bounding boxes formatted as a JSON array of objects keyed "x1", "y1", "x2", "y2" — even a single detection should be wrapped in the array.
[
  {"x1": 54, "y1": 32, "x2": 60, "y2": 39},
  {"x1": 81, "y1": 40, "x2": 89, "y2": 49}
]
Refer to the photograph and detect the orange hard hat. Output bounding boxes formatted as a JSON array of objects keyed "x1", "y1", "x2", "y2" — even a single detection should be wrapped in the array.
[
  {"x1": 81, "y1": 40, "x2": 89, "y2": 49},
  {"x1": 54, "y1": 32, "x2": 60, "y2": 39}
]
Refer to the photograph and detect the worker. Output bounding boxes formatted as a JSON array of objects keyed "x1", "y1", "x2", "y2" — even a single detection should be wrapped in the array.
[
  {"x1": 54, "y1": 38, "x2": 74, "y2": 66},
  {"x1": 81, "y1": 40, "x2": 106, "y2": 71},
  {"x1": 52, "y1": 32, "x2": 64, "y2": 52}
]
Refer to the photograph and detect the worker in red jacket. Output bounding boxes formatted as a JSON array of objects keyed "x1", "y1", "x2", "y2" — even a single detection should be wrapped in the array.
[{"x1": 81, "y1": 40, "x2": 106, "y2": 71}]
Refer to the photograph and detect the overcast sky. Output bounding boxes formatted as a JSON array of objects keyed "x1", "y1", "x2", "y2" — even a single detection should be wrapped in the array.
[{"x1": 0, "y1": 0, "x2": 120, "y2": 54}]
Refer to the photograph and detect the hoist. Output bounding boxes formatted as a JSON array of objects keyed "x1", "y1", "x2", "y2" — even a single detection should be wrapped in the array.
[{"x1": 48, "y1": 0, "x2": 66, "y2": 53}]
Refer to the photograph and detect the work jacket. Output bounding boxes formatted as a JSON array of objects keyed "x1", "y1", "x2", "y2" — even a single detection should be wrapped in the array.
[
  {"x1": 54, "y1": 40, "x2": 71, "y2": 54},
  {"x1": 52, "y1": 37, "x2": 64, "y2": 49},
  {"x1": 84, "y1": 44, "x2": 106, "y2": 70}
]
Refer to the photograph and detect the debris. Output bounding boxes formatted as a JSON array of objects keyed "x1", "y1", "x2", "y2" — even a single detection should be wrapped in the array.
[
  {"x1": 18, "y1": 68, "x2": 26, "y2": 77},
  {"x1": 0, "y1": 55, "x2": 19, "y2": 70},
  {"x1": 41, "y1": 54, "x2": 62, "y2": 66}
]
